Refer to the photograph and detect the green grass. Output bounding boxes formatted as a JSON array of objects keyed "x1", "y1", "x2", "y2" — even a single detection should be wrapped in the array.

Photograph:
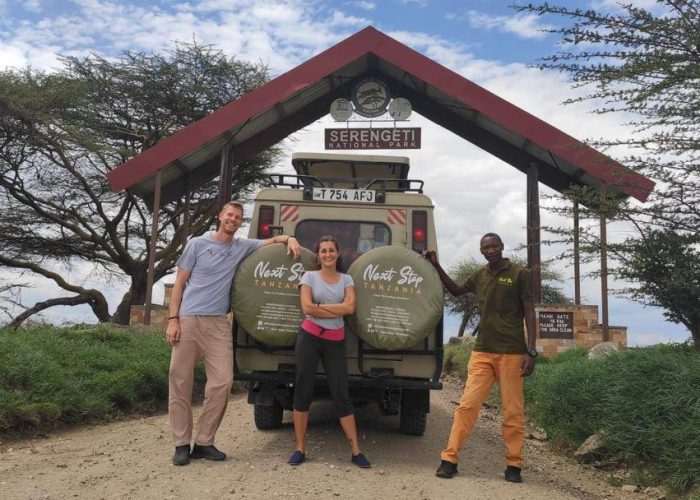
[
  {"x1": 442, "y1": 341, "x2": 700, "y2": 493},
  {"x1": 525, "y1": 343, "x2": 700, "y2": 493},
  {"x1": 0, "y1": 324, "x2": 205, "y2": 437},
  {"x1": 442, "y1": 340, "x2": 474, "y2": 381}
]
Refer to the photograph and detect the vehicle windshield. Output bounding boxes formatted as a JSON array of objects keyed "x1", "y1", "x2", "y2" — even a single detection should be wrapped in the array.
[{"x1": 295, "y1": 220, "x2": 391, "y2": 272}]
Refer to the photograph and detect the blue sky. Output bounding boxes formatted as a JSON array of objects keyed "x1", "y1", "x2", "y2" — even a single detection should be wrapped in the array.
[{"x1": 0, "y1": 0, "x2": 689, "y2": 346}]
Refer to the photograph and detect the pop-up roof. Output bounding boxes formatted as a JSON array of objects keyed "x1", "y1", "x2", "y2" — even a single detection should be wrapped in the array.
[
  {"x1": 290, "y1": 152, "x2": 409, "y2": 190},
  {"x1": 106, "y1": 26, "x2": 654, "y2": 205}
]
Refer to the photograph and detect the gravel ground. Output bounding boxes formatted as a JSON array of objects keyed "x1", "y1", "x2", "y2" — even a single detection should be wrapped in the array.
[{"x1": 1, "y1": 375, "x2": 640, "y2": 500}]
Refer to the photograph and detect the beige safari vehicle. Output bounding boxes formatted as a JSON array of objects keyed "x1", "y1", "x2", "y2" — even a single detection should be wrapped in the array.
[{"x1": 235, "y1": 152, "x2": 443, "y2": 435}]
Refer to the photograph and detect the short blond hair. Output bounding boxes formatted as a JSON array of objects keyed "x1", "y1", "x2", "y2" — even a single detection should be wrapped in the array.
[{"x1": 220, "y1": 201, "x2": 245, "y2": 214}]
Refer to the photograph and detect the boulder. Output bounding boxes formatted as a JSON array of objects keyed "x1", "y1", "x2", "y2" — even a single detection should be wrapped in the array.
[
  {"x1": 587, "y1": 342, "x2": 619, "y2": 360},
  {"x1": 574, "y1": 433, "x2": 605, "y2": 463},
  {"x1": 527, "y1": 428, "x2": 548, "y2": 441}
]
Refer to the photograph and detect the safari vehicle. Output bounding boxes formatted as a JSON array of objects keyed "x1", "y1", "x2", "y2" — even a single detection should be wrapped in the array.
[{"x1": 233, "y1": 152, "x2": 444, "y2": 436}]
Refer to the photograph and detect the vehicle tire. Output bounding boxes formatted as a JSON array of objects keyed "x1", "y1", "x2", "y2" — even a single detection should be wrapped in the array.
[
  {"x1": 399, "y1": 410, "x2": 427, "y2": 436},
  {"x1": 254, "y1": 400, "x2": 283, "y2": 430},
  {"x1": 232, "y1": 244, "x2": 316, "y2": 347},
  {"x1": 346, "y1": 246, "x2": 444, "y2": 350}
]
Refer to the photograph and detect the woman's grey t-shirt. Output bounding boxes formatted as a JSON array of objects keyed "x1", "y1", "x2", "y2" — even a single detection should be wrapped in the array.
[
  {"x1": 299, "y1": 271, "x2": 354, "y2": 330},
  {"x1": 177, "y1": 232, "x2": 265, "y2": 315}
]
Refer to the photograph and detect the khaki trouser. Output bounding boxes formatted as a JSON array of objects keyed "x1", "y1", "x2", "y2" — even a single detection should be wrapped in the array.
[
  {"x1": 441, "y1": 351, "x2": 525, "y2": 468},
  {"x1": 168, "y1": 315, "x2": 233, "y2": 447}
]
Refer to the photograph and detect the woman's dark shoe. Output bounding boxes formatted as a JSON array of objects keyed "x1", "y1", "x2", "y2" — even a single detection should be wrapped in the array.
[
  {"x1": 351, "y1": 452, "x2": 371, "y2": 468},
  {"x1": 288, "y1": 450, "x2": 305, "y2": 466},
  {"x1": 435, "y1": 460, "x2": 458, "y2": 478},
  {"x1": 172, "y1": 445, "x2": 191, "y2": 466},
  {"x1": 190, "y1": 444, "x2": 226, "y2": 461}
]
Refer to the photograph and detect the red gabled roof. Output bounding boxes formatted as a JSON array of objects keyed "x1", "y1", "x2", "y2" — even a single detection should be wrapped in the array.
[{"x1": 107, "y1": 26, "x2": 654, "y2": 203}]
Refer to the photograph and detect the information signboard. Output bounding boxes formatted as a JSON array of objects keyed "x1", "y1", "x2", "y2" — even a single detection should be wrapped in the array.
[{"x1": 538, "y1": 311, "x2": 574, "y2": 339}]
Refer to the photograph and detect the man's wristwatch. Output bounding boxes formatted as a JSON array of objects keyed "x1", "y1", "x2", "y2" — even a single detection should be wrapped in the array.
[{"x1": 527, "y1": 349, "x2": 538, "y2": 358}]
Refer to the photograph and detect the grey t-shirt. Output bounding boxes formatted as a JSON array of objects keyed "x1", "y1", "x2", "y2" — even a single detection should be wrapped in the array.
[
  {"x1": 178, "y1": 232, "x2": 265, "y2": 315},
  {"x1": 299, "y1": 271, "x2": 354, "y2": 330}
]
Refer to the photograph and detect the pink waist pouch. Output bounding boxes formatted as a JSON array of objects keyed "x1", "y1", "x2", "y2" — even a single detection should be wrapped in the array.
[{"x1": 301, "y1": 318, "x2": 345, "y2": 341}]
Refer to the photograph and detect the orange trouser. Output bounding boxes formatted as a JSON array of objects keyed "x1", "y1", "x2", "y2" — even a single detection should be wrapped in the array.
[
  {"x1": 168, "y1": 316, "x2": 233, "y2": 447},
  {"x1": 441, "y1": 351, "x2": 525, "y2": 468}
]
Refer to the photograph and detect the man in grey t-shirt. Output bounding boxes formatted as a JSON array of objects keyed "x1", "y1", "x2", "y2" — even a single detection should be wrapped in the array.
[{"x1": 166, "y1": 201, "x2": 301, "y2": 466}]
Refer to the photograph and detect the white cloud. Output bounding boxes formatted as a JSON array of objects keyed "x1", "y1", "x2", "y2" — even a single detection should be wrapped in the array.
[
  {"x1": 388, "y1": 30, "x2": 478, "y2": 75},
  {"x1": 350, "y1": 1, "x2": 375, "y2": 11},
  {"x1": 22, "y1": 0, "x2": 42, "y2": 13},
  {"x1": 447, "y1": 10, "x2": 552, "y2": 39},
  {"x1": 592, "y1": 0, "x2": 666, "y2": 14},
  {"x1": 630, "y1": 330, "x2": 690, "y2": 347},
  {"x1": 0, "y1": 42, "x2": 31, "y2": 68},
  {"x1": 0, "y1": 40, "x2": 64, "y2": 70},
  {"x1": 0, "y1": 0, "x2": 354, "y2": 73},
  {"x1": 328, "y1": 9, "x2": 371, "y2": 27}
]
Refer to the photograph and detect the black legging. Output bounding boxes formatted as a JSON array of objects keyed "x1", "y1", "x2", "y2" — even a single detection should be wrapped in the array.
[{"x1": 293, "y1": 328, "x2": 353, "y2": 417}]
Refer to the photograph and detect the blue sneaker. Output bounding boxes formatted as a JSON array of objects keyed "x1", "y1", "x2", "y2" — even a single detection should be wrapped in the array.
[
  {"x1": 351, "y1": 452, "x2": 371, "y2": 468},
  {"x1": 288, "y1": 450, "x2": 305, "y2": 466}
]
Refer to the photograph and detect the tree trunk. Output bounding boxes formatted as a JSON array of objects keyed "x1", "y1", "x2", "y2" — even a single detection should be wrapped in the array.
[
  {"x1": 9, "y1": 292, "x2": 109, "y2": 329},
  {"x1": 457, "y1": 312, "x2": 469, "y2": 337},
  {"x1": 114, "y1": 273, "x2": 148, "y2": 325},
  {"x1": 691, "y1": 324, "x2": 700, "y2": 351},
  {"x1": 88, "y1": 293, "x2": 111, "y2": 323}
]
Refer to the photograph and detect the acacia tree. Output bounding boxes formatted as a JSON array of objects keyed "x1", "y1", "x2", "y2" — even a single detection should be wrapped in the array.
[
  {"x1": 445, "y1": 256, "x2": 570, "y2": 337},
  {"x1": 0, "y1": 42, "x2": 278, "y2": 326},
  {"x1": 617, "y1": 230, "x2": 700, "y2": 341},
  {"x1": 518, "y1": 1, "x2": 700, "y2": 347}
]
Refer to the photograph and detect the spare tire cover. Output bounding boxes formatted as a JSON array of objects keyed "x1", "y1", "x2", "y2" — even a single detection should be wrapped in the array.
[
  {"x1": 346, "y1": 246, "x2": 444, "y2": 350},
  {"x1": 232, "y1": 244, "x2": 316, "y2": 347}
]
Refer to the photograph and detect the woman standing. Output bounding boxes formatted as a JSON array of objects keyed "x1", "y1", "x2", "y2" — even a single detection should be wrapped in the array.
[{"x1": 288, "y1": 235, "x2": 371, "y2": 468}]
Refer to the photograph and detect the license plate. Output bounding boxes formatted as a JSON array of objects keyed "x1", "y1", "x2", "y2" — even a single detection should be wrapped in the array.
[{"x1": 312, "y1": 188, "x2": 375, "y2": 203}]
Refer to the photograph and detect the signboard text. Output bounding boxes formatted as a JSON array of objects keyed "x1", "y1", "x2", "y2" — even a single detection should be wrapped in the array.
[
  {"x1": 325, "y1": 127, "x2": 421, "y2": 150},
  {"x1": 539, "y1": 311, "x2": 574, "y2": 339}
]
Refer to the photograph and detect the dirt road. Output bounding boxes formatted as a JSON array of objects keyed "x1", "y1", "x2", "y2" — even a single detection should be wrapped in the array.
[{"x1": 1, "y1": 377, "x2": 631, "y2": 500}]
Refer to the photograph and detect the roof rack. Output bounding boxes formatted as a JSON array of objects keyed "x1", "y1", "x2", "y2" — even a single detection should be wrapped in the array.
[{"x1": 265, "y1": 174, "x2": 423, "y2": 193}]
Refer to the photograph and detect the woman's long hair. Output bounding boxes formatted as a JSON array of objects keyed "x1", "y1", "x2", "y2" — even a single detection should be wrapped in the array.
[{"x1": 314, "y1": 235, "x2": 343, "y2": 272}]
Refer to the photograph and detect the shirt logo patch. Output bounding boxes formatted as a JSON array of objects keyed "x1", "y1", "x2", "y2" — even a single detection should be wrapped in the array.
[
  {"x1": 498, "y1": 276, "x2": 514, "y2": 286},
  {"x1": 206, "y1": 249, "x2": 232, "y2": 257}
]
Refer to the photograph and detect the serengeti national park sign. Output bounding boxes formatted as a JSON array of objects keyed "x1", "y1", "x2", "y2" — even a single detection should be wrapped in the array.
[
  {"x1": 324, "y1": 77, "x2": 421, "y2": 150},
  {"x1": 325, "y1": 127, "x2": 421, "y2": 149}
]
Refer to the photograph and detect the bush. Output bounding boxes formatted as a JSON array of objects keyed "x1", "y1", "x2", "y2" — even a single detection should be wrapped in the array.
[
  {"x1": 526, "y1": 343, "x2": 700, "y2": 493},
  {"x1": 0, "y1": 324, "x2": 206, "y2": 436},
  {"x1": 443, "y1": 341, "x2": 473, "y2": 381}
]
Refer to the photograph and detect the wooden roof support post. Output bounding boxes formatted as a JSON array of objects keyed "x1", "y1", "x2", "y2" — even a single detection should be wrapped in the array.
[
  {"x1": 527, "y1": 163, "x2": 542, "y2": 303},
  {"x1": 181, "y1": 175, "x2": 191, "y2": 249},
  {"x1": 144, "y1": 170, "x2": 163, "y2": 326},
  {"x1": 573, "y1": 201, "x2": 581, "y2": 305},
  {"x1": 217, "y1": 144, "x2": 233, "y2": 213},
  {"x1": 599, "y1": 185, "x2": 609, "y2": 341}
]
